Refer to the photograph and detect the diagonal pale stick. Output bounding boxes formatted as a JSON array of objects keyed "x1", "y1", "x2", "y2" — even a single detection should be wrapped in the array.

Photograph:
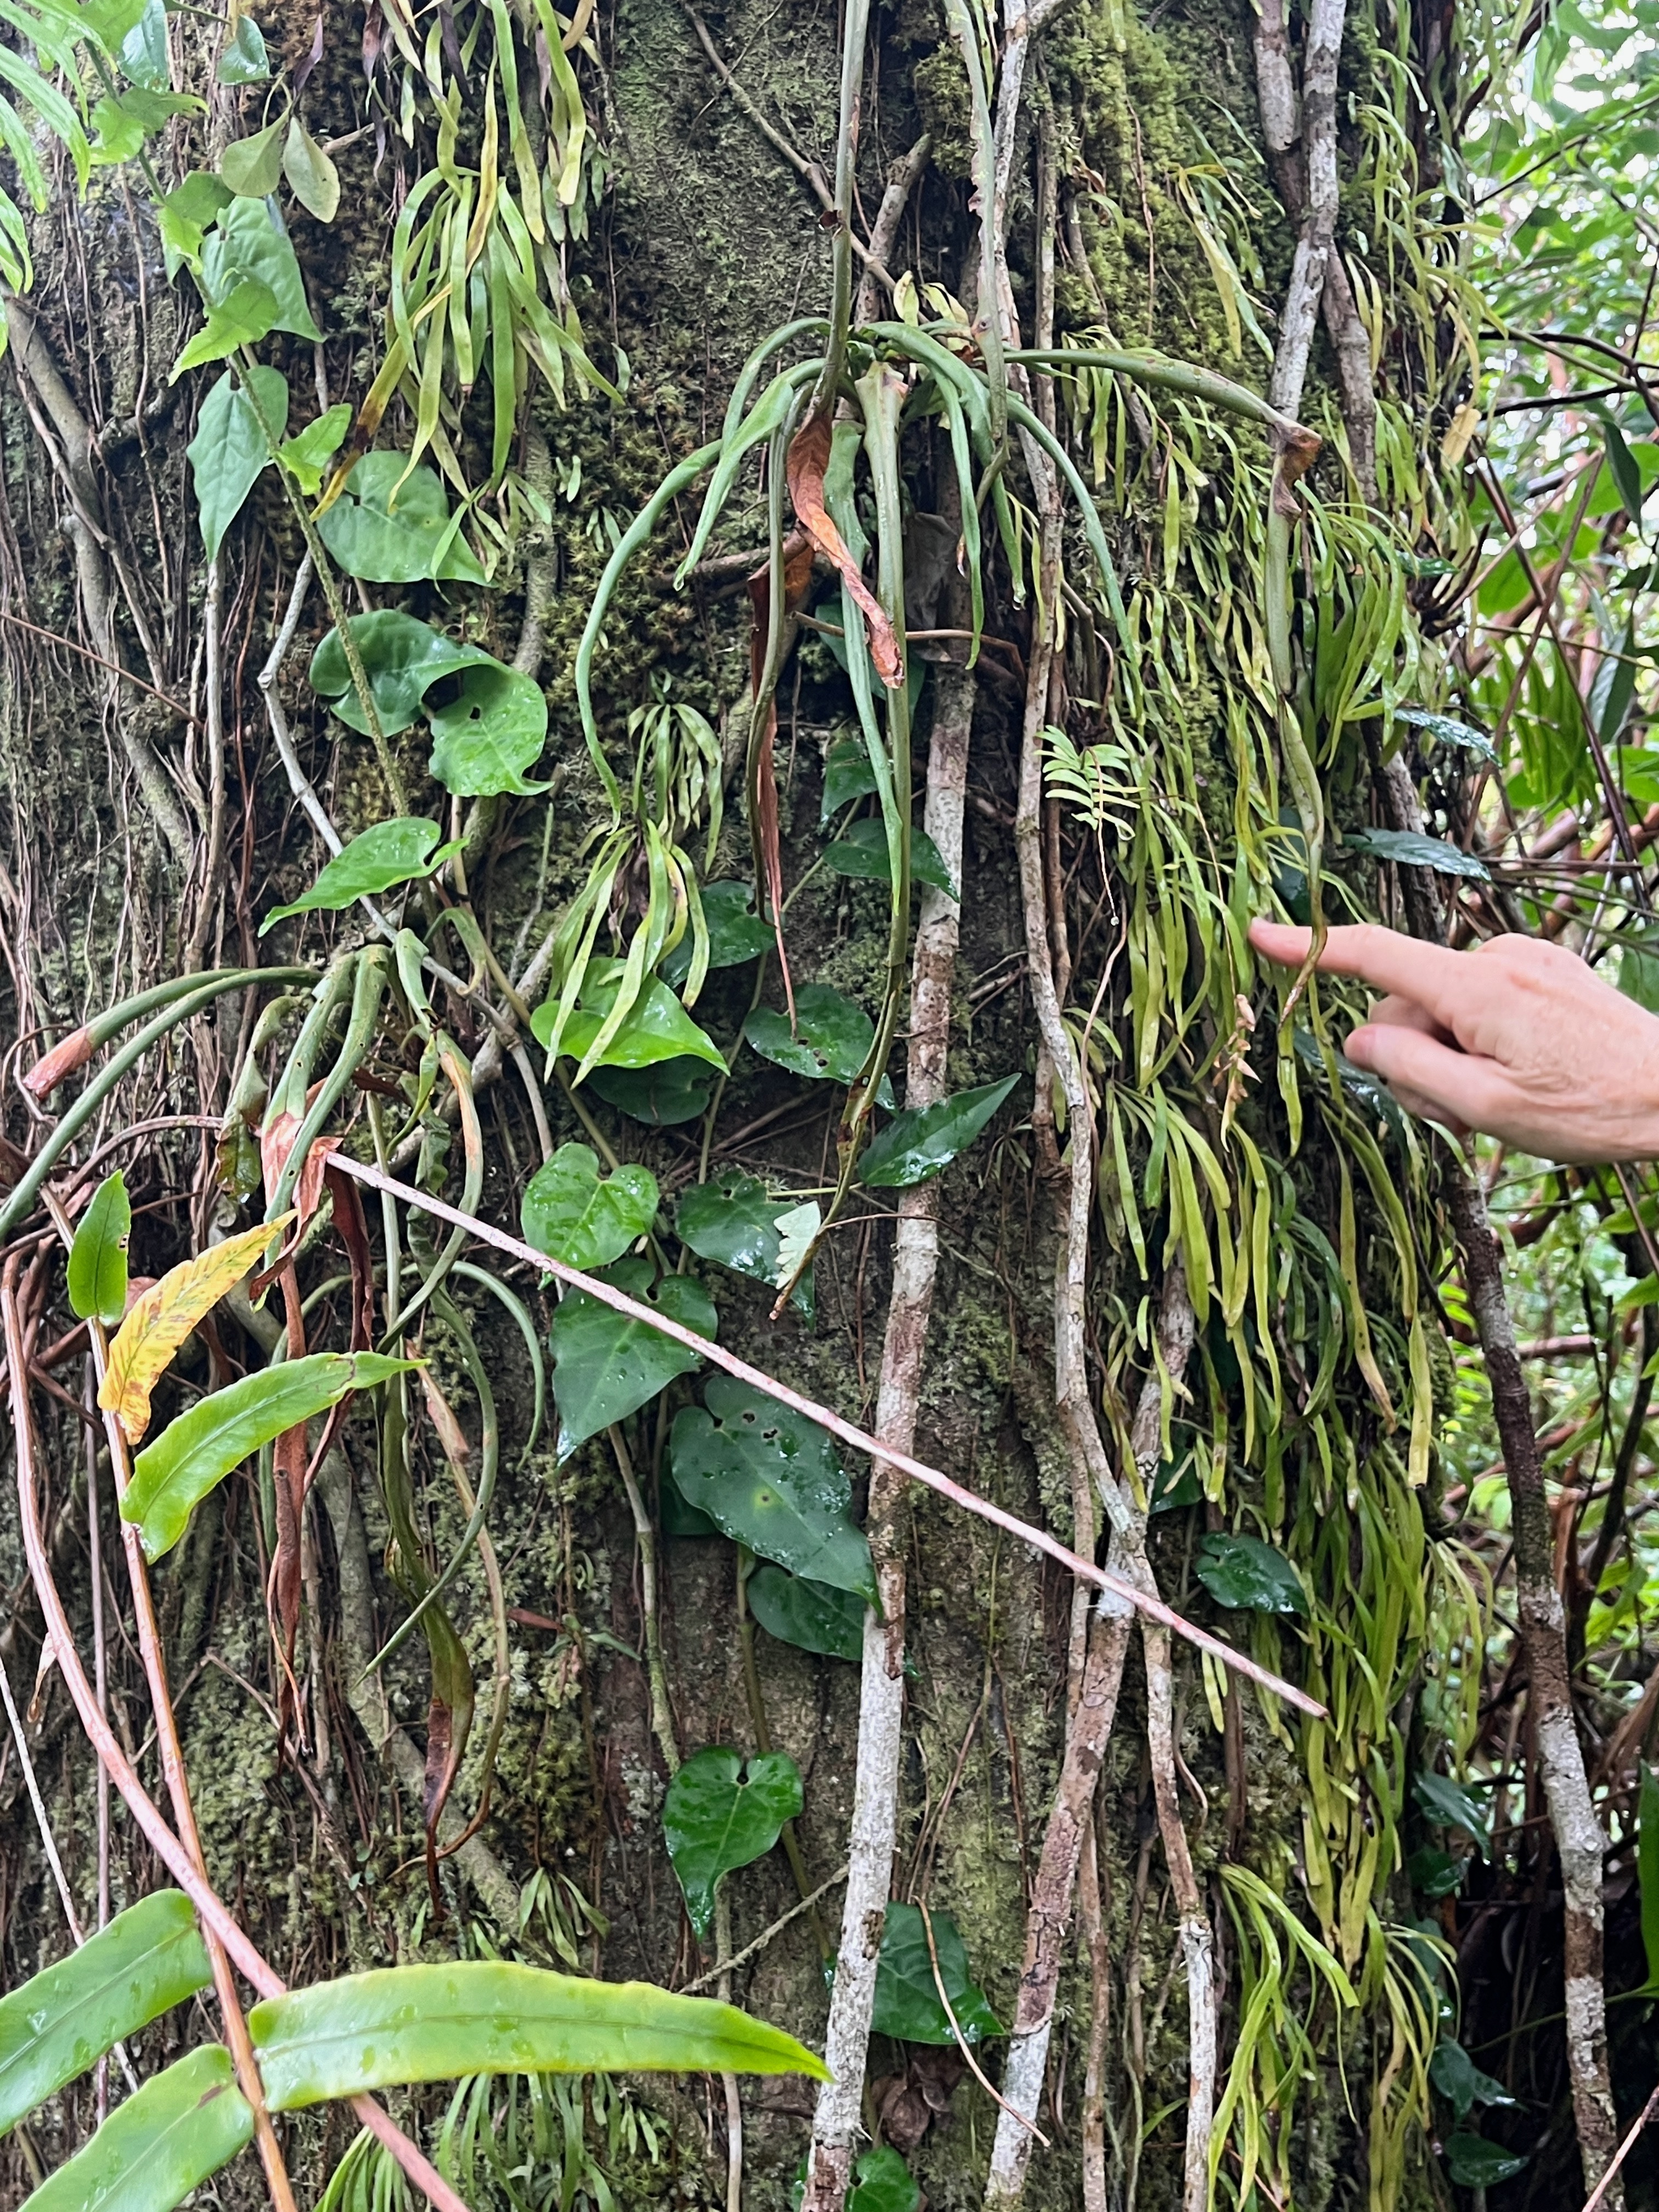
[{"x1": 328, "y1": 1156, "x2": 1326, "y2": 1718}]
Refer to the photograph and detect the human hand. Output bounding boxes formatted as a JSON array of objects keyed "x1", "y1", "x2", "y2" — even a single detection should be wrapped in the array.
[{"x1": 1248, "y1": 919, "x2": 1659, "y2": 1163}]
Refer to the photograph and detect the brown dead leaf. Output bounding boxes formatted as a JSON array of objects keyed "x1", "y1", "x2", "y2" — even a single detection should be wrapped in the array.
[
  {"x1": 786, "y1": 409, "x2": 902, "y2": 688},
  {"x1": 99, "y1": 1217, "x2": 293, "y2": 1444}
]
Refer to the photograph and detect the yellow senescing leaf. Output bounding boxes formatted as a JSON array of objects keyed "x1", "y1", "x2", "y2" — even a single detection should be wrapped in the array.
[{"x1": 99, "y1": 1218, "x2": 294, "y2": 1444}]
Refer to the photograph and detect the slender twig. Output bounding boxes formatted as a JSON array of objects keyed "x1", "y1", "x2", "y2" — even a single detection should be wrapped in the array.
[{"x1": 681, "y1": 1867, "x2": 851, "y2": 1993}]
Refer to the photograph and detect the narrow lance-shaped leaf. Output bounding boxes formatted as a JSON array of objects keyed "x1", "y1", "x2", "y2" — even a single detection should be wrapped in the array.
[
  {"x1": 0, "y1": 1894, "x2": 211, "y2": 2137},
  {"x1": 246, "y1": 1962, "x2": 830, "y2": 2107},
  {"x1": 859, "y1": 1075, "x2": 1020, "y2": 1189},
  {"x1": 100, "y1": 1216, "x2": 294, "y2": 1444},
  {"x1": 260, "y1": 819, "x2": 461, "y2": 933},
  {"x1": 663, "y1": 1748, "x2": 803, "y2": 1940},
  {"x1": 20, "y1": 2045, "x2": 253, "y2": 2212},
  {"x1": 67, "y1": 1170, "x2": 131, "y2": 1327}
]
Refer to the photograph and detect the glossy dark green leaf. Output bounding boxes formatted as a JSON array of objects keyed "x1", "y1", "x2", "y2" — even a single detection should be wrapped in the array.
[
  {"x1": 871, "y1": 1904, "x2": 1001, "y2": 2047},
  {"x1": 848, "y1": 2146, "x2": 919, "y2": 2212},
  {"x1": 822, "y1": 817, "x2": 957, "y2": 898},
  {"x1": 21, "y1": 2044, "x2": 253, "y2": 2212},
  {"x1": 1149, "y1": 1456, "x2": 1203, "y2": 1514},
  {"x1": 124, "y1": 1352, "x2": 414, "y2": 1561},
  {"x1": 859, "y1": 1075, "x2": 1019, "y2": 1188},
  {"x1": 747, "y1": 1563, "x2": 864, "y2": 1661},
  {"x1": 187, "y1": 366, "x2": 287, "y2": 561},
  {"x1": 522, "y1": 1143, "x2": 658, "y2": 1272},
  {"x1": 669, "y1": 1376, "x2": 876, "y2": 1601},
  {"x1": 246, "y1": 1962, "x2": 829, "y2": 2106},
  {"x1": 202, "y1": 195, "x2": 320, "y2": 338},
  {"x1": 309, "y1": 611, "x2": 487, "y2": 737},
  {"x1": 217, "y1": 114, "x2": 284, "y2": 196},
  {"x1": 746, "y1": 985, "x2": 890, "y2": 1091},
  {"x1": 216, "y1": 15, "x2": 269, "y2": 82},
  {"x1": 1442, "y1": 2133, "x2": 1528, "y2": 2188},
  {"x1": 260, "y1": 818, "x2": 460, "y2": 932},
  {"x1": 1194, "y1": 1533, "x2": 1307, "y2": 1616},
  {"x1": 68, "y1": 1171, "x2": 131, "y2": 1328},
  {"x1": 1429, "y1": 2039, "x2": 1517, "y2": 2123},
  {"x1": 661, "y1": 1479, "x2": 720, "y2": 1538},
  {"x1": 1394, "y1": 706, "x2": 1497, "y2": 762},
  {"x1": 170, "y1": 278, "x2": 278, "y2": 379},
  {"x1": 676, "y1": 1172, "x2": 816, "y2": 1319},
  {"x1": 278, "y1": 403, "x2": 351, "y2": 496},
  {"x1": 589, "y1": 1057, "x2": 716, "y2": 1126},
  {"x1": 820, "y1": 736, "x2": 879, "y2": 823},
  {"x1": 1606, "y1": 420, "x2": 1647, "y2": 523},
  {"x1": 1404, "y1": 1847, "x2": 1466, "y2": 1899},
  {"x1": 1413, "y1": 1769, "x2": 1491, "y2": 1859},
  {"x1": 661, "y1": 880, "x2": 774, "y2": 987},
  {"x1": 1636, "y1": 1760, "x2": 1659, "y2": 1990},
  {"x1": 0, "y1": 1894, "x2": 211, "y2": 2136},
  {"x1": 1340, "y1": 827, "x2": 1491, "y2": 882},
  {"x1": 427, "y1": 662, "x2": 549, "y2": 797},
  {"x1": 549, "y1": 1256, "x2": 716, "y2": 1459},
  {"x1": 316, "y1": 453, "x2": 486, "y2": 584},
  {"x1": 662, "y1": 1747, "x2": 803, "y2": 1940},
  {"x1": 535, "y1": 965, "x2": 726, "y2": 1074}
]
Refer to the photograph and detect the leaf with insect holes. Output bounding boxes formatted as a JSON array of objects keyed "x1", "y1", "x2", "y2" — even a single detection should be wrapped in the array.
[
  {"x1": 187, "y1": 365, "x2": 288, "y2": 561},
  {"x1": 24, "y1": 2045, "x2": 253, "y2": 2212},
  {"x1": 822, "y1": 817, "x2": 957, "y2": 899},
  {"x1": 848, "y1": 2147, "x2": 919, "y2": 2212},
  {"x1": 315, "y1": 453, "x2": 486, "y2": 584},
  {"x1": 1340, "y1": 827, "x2": 1491, "y2": 882},
  {"x1": 259, "y1": 819, "x2": 461, "y2": 933},
  {"x1": 859, "y1": 1075, "x2": 1020, "y2": 1189},
  {"x1": 521, "y1": 1144, "x2": 658, "y2": 1273},
  {"x1": 1194, "y1": 1532, "x2": 1307, "y2": 1616},
  {"x1": 203, "y1": 195, "x2": 320, "y2": 339},
  {"x1": 68, "y1": 1171, "x2": 132, "y2": 1327},
  {"x1": 283, "y1": 115, "x2": 338, "y2": 221},
  {"x1": 0, "y1": 1893, "x2": 210, "y2": 2136},
  {"x1": 123, "y1": 1352, "x2": 415, "y2": 1560},
  {"x1": 674, "y1": 1172, "x2": 814, "y2": 1319},
  {"x1": 548, "y1": 1256, "x2": 716, "y2": 1459},
  {"x1": 1412, "y1": 1769, "x2": 1491, "y2": 1860},
  {"x1": 872, "y1": 1904, "x2": 1001, "y2": 2046},
  {"x1": 309, "y1": 612, "x2": 489, "y2": 737},
  {"x1": 744, "y1": 985, "x2": 894, "y2": 1097},
  {"x1": 427, "y1": 662, "x2": 550, "y2": 797},
  {"x1": 747, "y1": 1563, "x2": 864, "y2": 1661},
  {"x1": 99, "y1": 1217, "x2": 292, "y2": 1444},
  {"x1": 668, "y1": 1376, "x2": 876, "y2": 1601},
  {"x1": 1442, "y1": 2134, "x2": 1527, "y2": 2188},
  {"x1": 245, "y1": 1962, "x2": 828, "y2": 2106},
  {"x1": 662, "y1": 1748, "x2": 803, "y2": 1941}
]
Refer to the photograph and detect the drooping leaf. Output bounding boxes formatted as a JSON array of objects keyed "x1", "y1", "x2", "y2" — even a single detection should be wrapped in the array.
[
  {"x1": 1413, "y1": 1769, "x2": 1492, "y2": 1860},
  {"x1": 662, "y1": 1747, "x2": 804, "y2": 1940},
  {"x1": 1605, "y1": 419, "x2": 1648, "y2": 524},
  {"x1": 0, "y1": 1894, "x2": 211, "y2": 2137},
  {"x1": 246, "y1": 1962, "x2": 830, "y2": 2106},
  {"x1": 745, "y1": 985, "x2": 891, "y2": 1091},
  {"x1": 859, "y1": 1075, "x2": 1020, "y2": 1189},
  {"x1": 123, "y1": 1352, "x2": 414, "y2": 1560},
  {"x1": 278, "y1": 403, "x2": 351, "y2": 496},
  {"x1": 217, "y1": 114, "x2": 285, "y2": 196},
  {"x1": 534, "y1": 966, "x2": 727, "y2": 1074},
  {"x1": 522, "y1": 1143, "x2": 659, "y2": 1272},
  {"x1": 675, "y1": 1171, "x2": 814, "y2": 1318},
  {"x1": 820, "y1": 735, "x2": 879, "y2": 823},
  {"x1": 118, "y1": 0, "x2": 168, "y2": 87},
  {"x1": 668, "y1": 1376, "x2": 877, "y2": 1601},
  {"x1": 1340, "y1": 827, "x2": 1492, "y2": 882},
  {"x1": 308, "y1": 611, "x2": 488, "y2": 737},
  {"x1": 282, "y1": 116, "x2": 339, "y2": 221},
  {"x1": 169, "y1": 278, "x2": 279, "y2": 379},
  {"x1": 548, "y1": 1256, "x2": 715, "y2": 1458},
  {"x1": 1429, "y1": 2039, "x2": 1518, "y2": 2124},
  {"x1": 848, "y1": 2146, "x2": 920, "y2": 2212},
  {"x1": 68, "y1": 1171, "x2": 131, "y2": 1327},
  {"x1": 747, "y1": 1563, "x2": 864, "y2": 1661},
  {"x1": 187, "y1": 365, "x2": 289, "y2": 561},
  {"x1": 20, "y1": 2045, "x2": 253, "y2": 2212},
  {"x1": 1637, "y1": 1760, "x2": 1659, "y2": 1991},
  {"x1": 216, "y1": 15, "x2": 269, "y2": 82},
  {"x1": 589, "y1": 1057, "x2": 717, "y2": 1126},
  {"x1": 427, "y1": 662, "x2": 550, "y2": 797},
  {"x1": 1393, "y1": 705, "x2": 1497, "y2": 762},
  {"x1": 1194, "y1": 1532, "x2": 1307, "y2": 1616},
  {"x1": 661, "y1": 880, "x2": 774, "y2": 988},
  {"x1": 259, "y1": 819, "x2": 460, "y2": 932},
  {"x1": 202, "y1": 195, "x2": 320, "y2": 338},
  {"x1": 1442, "y1": 2133, "x2": 1528, "y2": 2187},
  {"x1": 99, "y1": 1217, "x2": 292, "y2": 1444},
  {"x1": 315, "y1": 453, "x2": 487, "y2": 585},
  {"x1": 871, "y1": 1903, "x2": 1001, "y2": 2046},
  {"x1": 822, "y1": 817, "x2": 957, "y2": 899}
]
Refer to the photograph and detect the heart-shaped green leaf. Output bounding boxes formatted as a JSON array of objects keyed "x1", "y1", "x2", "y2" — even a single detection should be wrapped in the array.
[
  {"x1": 202, "y1": 194, "x2": 320, "y2": 338},
  {"x1": 662, "y1": 1747, "x2": 803, "y2": 1941},
  {"x1": 662, "y1": 880, "x2": 774, "y2": 987},
  {"x1": 124, "y1": 1352, "x2": 414, "y2": 1561},
  {"x1": 119, "y1": 0, "x2": 168, "y2": 84},
  {"x1": 1442, "y1": 2134, "x2": 1528, "y2": 2188},
  {"x1": 187, "y1": 365, "x2": 288, "y2": 560},
  {"x1": 427, "y1": 661, "x2": 549, "y2": 796},
  {"x1": 218, "y1": 113, "x2": 285, "y2": 195},
  {"x1": 217, "y1": 14, "x2": 269, "y2": 81},
  {"x1": 261, "y1": 818, "x2": 460, "y2": 932},
  {"x1": 674, "y1": 1171, "x2": 814, "y2": 1318},
  {"x1": 669, "y1": 1376, "x2": 876, "y2": 1601},
  {"x1": 158, "y1": 171, "x2": 232, "y2": 273},
  {"x1": 822, "y1": 818, "x2": 957, "y2": 898},
  {"x1": 872, "y1": 1903, "x2": 1001, "y2": 2046},
  {"x1": 0, "y1": 1892, "x2": 211, "y2": 2136},
  {"x1": 548, "y1": 1255, "x2": 715, "y2": 1459},
  {"x1": 848, "y1": 2147, "x2": 919, "y2": 2212},
  {"x1": 315, "y1": 452, "x2": 486, "y2": 584},
  {"x1": 744, "y1": 985, "x2": 893, "y2": 1096},
  {"x1": 1412, "y1": 1769, "x2": 1492, "y2": 1859},
  {"x1": 91, "y1": 85, "x2": 201, "y2": 166},
  {"x1": 589, "y1": 1057, "x2": 717, "y2": 1126},
  {"x1": 534, "y1": 965, "x2": 726, "y2": 1074},
  {"x1": 283, "y1": 115, "x2": 339, "y2": 221},
  {"x1": 859, "y1": 1074, "x2": 1019, "y2": 1188},
  {"x1": 308, "y1": 612, "x2": 488, "y2": 735},
  {"x1": 1194, "y1": 1532, "x2": 1307, "y2": 1616},
  {"x1": 747, "y1": 1562, "x2": 863, "y2": 1661},
  {"x1": 279, "y1": 403, "x2": 351, "y2": 495},
  {"x1": 522, "y1": 1143, "x2": 658, "y2": 1272},
  {"x1": 170, "y1": 277, "x2": 279, "y2": 379},
  {"x1": 1429, "y1": 2039, "x2": 1517, "y2": 2123},
  {"x1": 68, "y1": 1171, "x2": 132, "y2": 1327},
  {"x1": 24, "y1": 2044, "x2": 254, "y2": 2212}
]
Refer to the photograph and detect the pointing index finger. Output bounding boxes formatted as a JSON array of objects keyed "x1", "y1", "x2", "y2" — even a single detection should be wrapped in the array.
[{"x1": 1248, "y1": 920, "x2": 1480, "y2": 1030}]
